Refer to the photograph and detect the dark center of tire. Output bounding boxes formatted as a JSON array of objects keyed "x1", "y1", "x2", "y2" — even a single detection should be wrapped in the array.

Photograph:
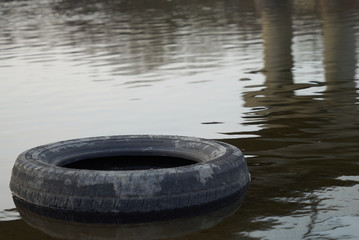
[{"x1": 61, "y1": 156, "x2": 198, "y2": 170}]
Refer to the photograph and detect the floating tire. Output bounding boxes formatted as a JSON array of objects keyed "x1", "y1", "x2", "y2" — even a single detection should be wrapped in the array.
[{"x1": 10, "y1": 135, "x2": 250, "y2": 223}]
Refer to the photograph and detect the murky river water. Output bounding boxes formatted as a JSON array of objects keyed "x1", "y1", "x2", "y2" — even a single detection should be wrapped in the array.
[{"x1": 1, "y1": 0, "x2": 359, "y2": 239}]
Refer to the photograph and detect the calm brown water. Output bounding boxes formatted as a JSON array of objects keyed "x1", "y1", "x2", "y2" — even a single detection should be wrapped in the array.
[{"x1": 1, "y1": 0, "x2": 359, "y2": 239}]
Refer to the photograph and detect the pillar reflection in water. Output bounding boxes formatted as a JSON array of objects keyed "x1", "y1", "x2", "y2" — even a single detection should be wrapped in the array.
[
  {"x1": 234, "y1": 1, "x2": 359, "y2": 238},
  {"x1": 318, "y1": 0, "x2": 359, "y2": 141},
  {"x1": 244, "y1": 0, "x2": 294, "y2": 119},
  {"x1": 256, "y1": 0, "x2": 293, "y2": 83},
  {"x1": 321, "y1": 0, "x2": 357, "y2": 91}
]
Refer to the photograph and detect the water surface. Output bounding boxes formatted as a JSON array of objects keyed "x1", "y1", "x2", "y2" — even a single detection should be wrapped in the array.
[{"x1": 1, "y1": 0, "x2": 359, "y2": 239}]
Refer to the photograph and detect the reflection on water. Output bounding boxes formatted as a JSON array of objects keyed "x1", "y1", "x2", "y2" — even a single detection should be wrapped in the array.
[
  {"x1": 225, "y1": 0, "x2": 359, "y2": 239},
  {"x1": 1, "y1": 0, "x2": 260, "y2": 79},
  {"x1": 242, "y1": 176, "x2": 359, "y2": 239},
  {"x1": 1, "y1": 0, "x2": 359, "y2": 239},
  {"x1": 6, "y1": 193, "x2": 245, "y2": 240}
]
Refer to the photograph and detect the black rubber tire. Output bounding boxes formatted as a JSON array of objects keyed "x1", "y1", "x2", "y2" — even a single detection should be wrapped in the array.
[{"x1": 10, "y1": 135, "x2": 250, "y2": 223}]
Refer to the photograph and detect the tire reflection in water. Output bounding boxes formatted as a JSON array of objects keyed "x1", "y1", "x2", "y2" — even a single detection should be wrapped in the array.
[{"x1": 14, "y1": 191, "x2": 246, "y2": 240}]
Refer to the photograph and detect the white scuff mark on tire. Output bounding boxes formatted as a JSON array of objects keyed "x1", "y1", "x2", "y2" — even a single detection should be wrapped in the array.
[
  {"x1": 197, "y1": 165, "x2": 214, "y2": 184},
  {"x1": 64, "y1": 179, "x2": 72, "y2": 185},
  {"x1": 113, "y1": 173, "x2": 163, "y2": 197}
]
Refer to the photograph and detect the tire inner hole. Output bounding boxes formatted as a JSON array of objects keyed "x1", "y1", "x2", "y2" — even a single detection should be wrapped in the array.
[{"x1": 62, "y1": 156, "x2": 198, "y2": 170}]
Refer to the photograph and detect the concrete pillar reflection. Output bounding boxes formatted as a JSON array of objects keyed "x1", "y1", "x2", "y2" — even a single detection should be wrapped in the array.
[
  {"x1": 244, "y1": 0, "x2": 294, "y2": 110},
  {"x1": 320, "y1": 0, "x2": 357, "y2": 91},
  {"x1": 256, "y1": 0, "x2": 294, "y2": 89},
  {"x1": 319, "y1": 0, "x2": 359, "y2": 128}
]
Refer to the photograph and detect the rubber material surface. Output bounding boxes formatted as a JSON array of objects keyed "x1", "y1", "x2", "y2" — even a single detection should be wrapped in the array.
[{"x1": 10, "y1": 135, "x2": 250, "y2": 222}]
